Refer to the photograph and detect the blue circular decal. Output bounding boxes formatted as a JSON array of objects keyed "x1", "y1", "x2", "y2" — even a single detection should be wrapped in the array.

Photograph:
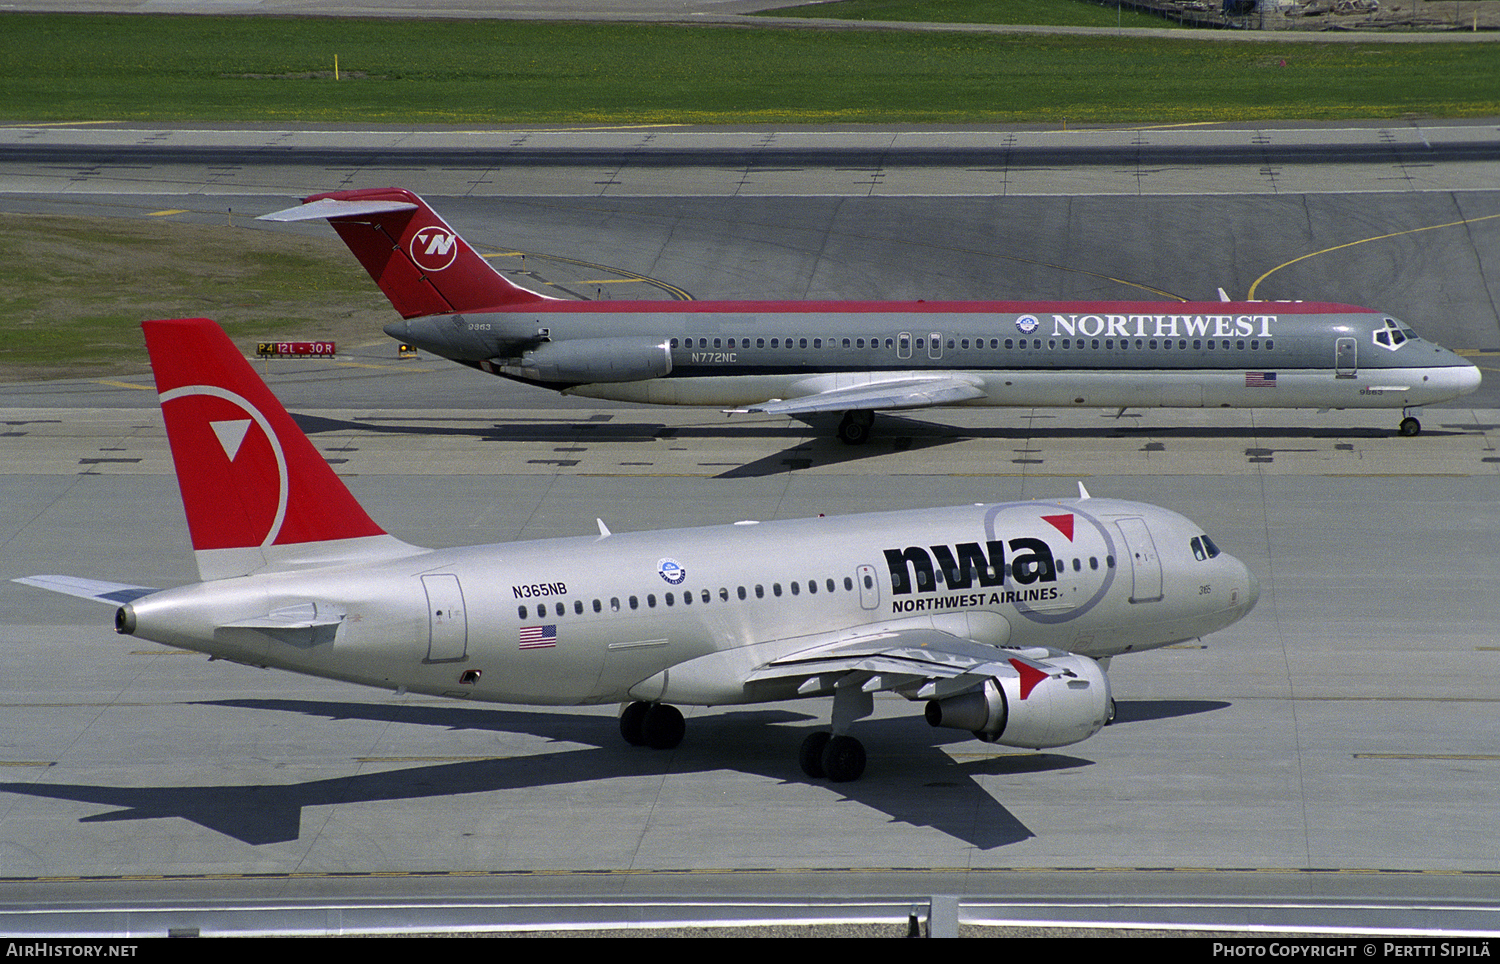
[{"x1": 658, "y1": 558, "x2": 686, "y2": 585}]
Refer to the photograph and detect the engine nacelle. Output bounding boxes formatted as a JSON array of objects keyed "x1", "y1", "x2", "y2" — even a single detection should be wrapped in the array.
[
  {"x1": 500, "y1": 337, "x2": 673, "y2": 384},
  {"x1": 924, "y1": 653, "x2": 1111, "y2": 749}
]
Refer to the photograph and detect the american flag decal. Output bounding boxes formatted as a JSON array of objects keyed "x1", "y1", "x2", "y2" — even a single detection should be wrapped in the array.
[
  {"x1": 1245, "y1": 371, "x2": 1277, "y2": 387},
  {"x1": 518, "y1": 624, "x2": 557, "y2": 650}
]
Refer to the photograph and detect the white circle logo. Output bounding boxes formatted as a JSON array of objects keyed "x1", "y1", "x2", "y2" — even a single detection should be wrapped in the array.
[
  {"x1": 159, "y1": 384, "x2": 288, "y2": 549},
  {"x1": 410, "y1": 226, "x2": 460, "y2": 272},
  {"x1": 1015, "y1": 314, "x2": 1039, "y2": 334}
]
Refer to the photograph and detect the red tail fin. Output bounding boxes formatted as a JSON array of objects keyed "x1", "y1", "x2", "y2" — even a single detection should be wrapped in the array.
[
  {"x1": 143, "y1": 319, "x2": 417, "y2": 580},
  {"x1": 260, "y1": 188, "x2": 549, "y2": 318}
]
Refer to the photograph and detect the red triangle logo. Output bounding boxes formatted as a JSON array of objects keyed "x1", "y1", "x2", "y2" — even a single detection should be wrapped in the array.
[
  {"x1": 1042, "y1": 513, "x2": 1075, "y2": 541},
  {"x1": 1009, "y1": 659, "x2": 1049, "y2": 700}
]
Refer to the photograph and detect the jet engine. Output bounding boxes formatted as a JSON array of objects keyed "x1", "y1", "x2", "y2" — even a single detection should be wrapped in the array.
[
  {"x1": 499, "y1": 337, "x2": 673, "y2": 384},
  {"x1": 924, "y1": 653, "x2": 1111, "y2": 749}
]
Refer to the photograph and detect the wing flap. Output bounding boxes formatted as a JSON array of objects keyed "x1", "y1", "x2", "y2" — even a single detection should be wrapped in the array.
[
  {"x1": 632, "y1": 620, "x2": 1070, "y2": 707},
  {"x1": 734, "y1": 376, "x2": 986, "y2": 416},
  {"x1": 747, "y1": 627, "x2": 1055, "y2": 700}
]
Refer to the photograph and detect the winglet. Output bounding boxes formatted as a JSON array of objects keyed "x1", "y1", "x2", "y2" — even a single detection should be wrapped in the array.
[
  {"x1": 259, "y1": 188, "x2": 554, "y2": 319},
  {"x1": 143, "y1": 318, "x2": 421, "y2": 580}
]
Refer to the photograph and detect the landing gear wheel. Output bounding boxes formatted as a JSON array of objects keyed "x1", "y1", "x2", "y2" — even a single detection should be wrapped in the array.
[
  {"x1": 641, "y1": 703, "x2": 685, "y2": 750},
  {"x1": 619, "y1": 701, "x2": 650, "y2": 746},
  {"x1": 1105, "y1": 697, "x2": 1117, "y2": 726},
  {"x1": 1399, "y1": 416, "x2": 1421, "y2": 437},
  {"x1": 836, "y1": 410, "x2": 875, "y2": 446},
  {"x1": 799, "y1": 731, "x2": 832, "y2": 778},
  {"x1": 821, "y1": 734, "x2": 867, "y2": 783}
]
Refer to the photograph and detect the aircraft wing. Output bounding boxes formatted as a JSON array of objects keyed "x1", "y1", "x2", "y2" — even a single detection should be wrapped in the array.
[
  {"x1": 746, "y1": 627, "x2": 1072, "y2": 702},
  {"x1": 12, "y1": 575, "x2": 158, "y2": 605},
  {"x1": 733, "y1": 376, "x2": 986, "y2": 417}
]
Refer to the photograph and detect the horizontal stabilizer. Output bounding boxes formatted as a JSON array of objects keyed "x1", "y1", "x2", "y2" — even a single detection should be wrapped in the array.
[
  {"x1": 735, "y1": 377, "x2": 985, "y2": 417},
  {"x1": 258, "y1": 198, "x2": 418, "y2": 223},
  {"x1": 13, "y1": 575, "x2": 158, "y2": 605},
  {"x1": 223, "y1": 602, "x2": 345, "y2": 647}
]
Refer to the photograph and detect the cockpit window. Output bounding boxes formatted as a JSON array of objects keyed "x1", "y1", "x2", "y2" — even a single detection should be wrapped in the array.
[
  {"x1": 1190, "y1": 535, "x2": 1221, "y2": 561},
  {"x1": 1373, "y1": 318, "x2": 1408, "y2": 352}
]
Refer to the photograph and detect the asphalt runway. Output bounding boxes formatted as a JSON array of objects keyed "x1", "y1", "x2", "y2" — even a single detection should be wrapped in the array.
[{"x1": 1, "y1": 123, "x2": 1498, "y2": 936}]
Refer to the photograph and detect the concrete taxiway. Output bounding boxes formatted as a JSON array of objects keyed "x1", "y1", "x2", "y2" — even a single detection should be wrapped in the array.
[{"x1": 0, "y1": 122, "x2": 1498, "y2": 935}]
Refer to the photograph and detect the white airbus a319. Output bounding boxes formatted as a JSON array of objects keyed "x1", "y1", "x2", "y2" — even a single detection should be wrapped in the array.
[{"x1": 18, "y1": 319, "x2": 1259, "y2": 782}]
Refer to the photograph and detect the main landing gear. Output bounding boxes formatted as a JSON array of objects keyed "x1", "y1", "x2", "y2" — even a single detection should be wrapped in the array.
[
  {"x1": 799, "y1": 731, "x2": 867, "y2": 783},
  {"x1": 619, "y1": 700, "x2": 684, "y2": 750},
  {"x1": 620, "y1": 688, "x2": 876, "y2": 783},
  {"x1": 836, "y1": 409, "x2": 875, "y2": 445},
  {"x1": 799, "y1": 679, "x2": 875, "y2": 782}
]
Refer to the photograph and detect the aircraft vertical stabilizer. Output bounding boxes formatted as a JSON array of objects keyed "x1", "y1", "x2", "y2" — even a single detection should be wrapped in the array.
[
  {"x1": 142, "y1": 318, "x2": 421, "y2": 581},
  {"x1": 260, "y1": 187, "x2": 552, "y2": 318}
]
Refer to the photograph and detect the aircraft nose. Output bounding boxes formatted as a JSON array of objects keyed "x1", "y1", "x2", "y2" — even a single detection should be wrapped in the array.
[
  {"x1": 1238, "y1": 558, "x2": 1261, "y2": 617},
  {"x1": 1436, "y1": 354, "x2": 1483, "y2": 399},
  {"x1": 1458, "y1": 361, "x2": 1483, "y2": 396}
]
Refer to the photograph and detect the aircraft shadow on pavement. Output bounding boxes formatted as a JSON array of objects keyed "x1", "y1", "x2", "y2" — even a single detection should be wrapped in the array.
[
  {"x1": 1110, "y1": 699, "x2": 1231, "y2": 726},
  {"x1": 0, "y1": 698, "x2": 1101, "y2": 851},
  {"x1": 289, "y1": 410, "x2": 1469, "y2": 480},
  {"x1": 291, "y1": 411, "x2": 964, "y2": 479}
]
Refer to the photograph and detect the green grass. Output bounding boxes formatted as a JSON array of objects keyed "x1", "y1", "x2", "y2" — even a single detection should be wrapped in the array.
[
  {"x1": 758, "y1": 0, "x2": 1186, "y2": 29},
  {"x1": 0, "y1": 214, "x2": 389, "y2": 381},
  {"x1": 1, "y1": 13, "x2": 1498, "y2": 125}
]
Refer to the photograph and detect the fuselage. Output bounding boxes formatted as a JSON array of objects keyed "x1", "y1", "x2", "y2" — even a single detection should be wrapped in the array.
[
  {"x1": 122, "y1": 498, "x2": 1258, "y2": 709},
  {"x1": 386, "y1": 300, "x2": 1480, "y2": 412}
]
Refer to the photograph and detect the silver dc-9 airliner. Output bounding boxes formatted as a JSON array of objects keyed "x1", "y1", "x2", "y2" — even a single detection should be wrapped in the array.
[
  {"x1": 18, "y1": 319, "x2": 1258, "y2": 782},
  {"x1": 263, "y1": 189, "x2": 1480, "y2": 442}
]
